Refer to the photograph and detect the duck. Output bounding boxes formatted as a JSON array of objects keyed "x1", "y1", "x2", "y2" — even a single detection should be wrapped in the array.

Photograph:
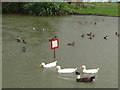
[
  {"x1": 55, "y1": 65, "x2": 77, "y2": 74},
  {"x1": 67, "y1": 42, "x2": 75, "y2": 46},
  {"x1": 78, "y1": 21, "x2": 82, "y2": 24},
  {"x1": 17, "y1": 36, "x2": 22, "y2": 42},
  {"x1": 85, "y1": 21, "x2": 87, "y2": 23},
  {"x1": 22, "y1": 40, "x2": 27, "y2": 44},
  {"x1": 54, "y1": 35, "x2": 57, "y2": 38},
  {"x1": 76, "y1": 72, "x2": 95, "y2": 82},
  {"x1": 118, "y1": 34, "x2": 120, "y2": 37},
  {"x1": 92, "y1": 34, "x2": 95, "y2": 37},
  {"x1": 81, "y1": 34, "x2": 84, "y2": 38},
  {"x1": 22, "y1": 47, "x2": 27, "y2": 52},
  {"x1": 48, "y1": 38, "x2": 54, "y2": 41},
  {"x1": 115, "y1": 32, "x2": 120, "y2": 37},
  {"x1": 94, "y1": 22, "x2": 96, "y2": 25},
  {"x1": 40, "y1": 61, "x2": 57, "y2": 68},
  {"x1": 32, "y1": 27, "x2": 36, "y2": 30},
  {"x1": 89, "y1": 36, "x2": 93, "y2": 39},
  {"x1": 87, "y1": 32, "x2": 92, "y2": 36},
  {"x1": 80, "y1": 65, "x2": 99, "y2": 73},
  {"x1": 104, "y1": 36, "x2": 108, "y2": 40},
  {"x1": 115, "y1": 32, "x2": 118, "y2": 35},
  {"x1": 43, "y1": 28, "x2": 45, "y2": 31}
]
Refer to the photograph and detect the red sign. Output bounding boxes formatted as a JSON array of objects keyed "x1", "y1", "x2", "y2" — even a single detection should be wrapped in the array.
[{"x1": 50, "y1": 39, "x2": 59, "y2": 49}]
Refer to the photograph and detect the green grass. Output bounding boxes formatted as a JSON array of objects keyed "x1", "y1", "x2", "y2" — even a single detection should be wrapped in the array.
[
  {"x1": 91, "y1": 2, "x2": 118, "y2": 7},
  {"x1": 72, "y1": 3, "x2": 119, "y2": 16}
]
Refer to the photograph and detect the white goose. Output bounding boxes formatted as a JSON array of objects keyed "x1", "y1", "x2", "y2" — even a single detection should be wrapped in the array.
[
  {"x1": 80, "y1": 65, "x2": 99, "y2": 74},
  {"x1": 40, "y1": 61, "x2": 57, "y2": 68},
  {"x1": 55, "y1": 65, "x2": 77, "y2": 74}
]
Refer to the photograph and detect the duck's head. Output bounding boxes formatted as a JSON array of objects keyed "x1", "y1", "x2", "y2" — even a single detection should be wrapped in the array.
[
  {"x1": 80, "y1": 65, "x2": 86, "y2": 69},
  {"x1": 55, "y1": 65, "x2": 61, "y2": 70},
  {"x1": 40, "y1": 62, "x2": 45, "y2": 67},
  {"x1": 76, "y1": 72, "x2": 81, "y2": 79},
  {"x1": 76, "y1": 72, "x2": 80, "y2": 75},
  {"x1": 90, "y1": 32, "x2": 92, "y2": 34},
  {"x1": 91, "y1": 76, "x2": 95, "y2": 81}
]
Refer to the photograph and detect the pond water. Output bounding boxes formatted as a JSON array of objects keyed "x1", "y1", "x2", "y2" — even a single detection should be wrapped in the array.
[{"x1": 2, "y1": 14, "x2": 118, "y2": 88}]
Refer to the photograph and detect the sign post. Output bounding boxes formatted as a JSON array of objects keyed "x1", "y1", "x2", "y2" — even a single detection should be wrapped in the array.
[
  {"x1": 50, "y1": 39, "x2": 59, "y2": 58},
  {"x1": 54, "y1": 49, "x2": 55, "y2": 58}
]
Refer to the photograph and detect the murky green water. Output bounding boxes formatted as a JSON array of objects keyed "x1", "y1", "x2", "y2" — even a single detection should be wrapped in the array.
[{"x1": 2, "y1": 14, "x2": 118, "y2": 88}]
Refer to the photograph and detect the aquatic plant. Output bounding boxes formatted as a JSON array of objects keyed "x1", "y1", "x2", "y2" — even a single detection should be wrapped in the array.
[
  {"x1": 2, "y1": 2, "x2": 74, "y2": 16},
  {"x1": 2, "y1": 2, "x2": 119, "y2": 16},
  {"x1": 23, "y1": 2, "x2": 74, "y2": 16}
]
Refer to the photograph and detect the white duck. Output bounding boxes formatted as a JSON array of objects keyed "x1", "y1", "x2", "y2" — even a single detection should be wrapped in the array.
[
  {"x1": 43, "y1": 28, "x2": 45, "y2": 31},
  {"x1": 55, "y1": 65, "x2": 77, "y2": 74},
  {"x1": 40, "y1": 61, "x2": 57, "y2": 68},
  {"x1": 32, "y1": 27, "x2": 36, "y2": 30},
  {"x1": 80, "y1": 65, "x2": 99, "y2": 74}
]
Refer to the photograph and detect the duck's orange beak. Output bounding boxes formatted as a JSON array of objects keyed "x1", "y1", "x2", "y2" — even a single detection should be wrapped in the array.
[
  {"x1": 80, "y1": 66, "x2": 83, "y2": 69},
  {"x1": 54, "y1": 67, "x2": 58, "y2": 70},
  {"x1": 40, "y1": 64, "x2": 42, "y2": 67}
]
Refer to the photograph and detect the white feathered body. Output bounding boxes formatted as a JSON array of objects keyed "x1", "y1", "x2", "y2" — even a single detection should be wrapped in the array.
[
  {"x1": 58, "y1": 68, "x2": 77, "y2": 74},
  {"x1": 42, "y1": 61, "x2": 57, "y2": 68},
  {"x1": 83, "y1": 68, "x2": 99, "y2": 73}
]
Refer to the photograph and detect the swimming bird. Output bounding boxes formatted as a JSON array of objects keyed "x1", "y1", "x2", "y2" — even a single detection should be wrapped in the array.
[
  {"x1": 17, "y1": 36, "x2": 22, "y2": 42},
  {"x1": 85, "y1": 21, "x2": 87, "y2": 23},
  {"x1": 81, "y1": 34, "x2": 84, "y2": 38},
  {"x1": 78, "y1": 21, "x2": 82, "y2": 24},
  {"x1": 22, "y1": 47, "x2": 27, "y2": 52},
  {"x1": 87, "y1": 32, "x2": 92, "y2": 36},
  {"x1": 67, "y1": 42, "x2": 75, "y2": 46},
  {"x1": 104, "y1": 36, "x2": 108, "y2": 40},
  {"x1": 48, "y1": 38, "x2": 54, "y2": 41},
  {"x1": 32, "y1": 27, "x2": 36, "y2": 30},
  {"x1": 43, "y1": 28, "x2": 45, "y2": 31},
  {"x1": 115, "y1": 32, "x2": 118, "y2": 35},
  {"x1": 94, "y1": 22, "x2": 96, "y2": 25},
  {"x1": 54, "y1": 35, "x2": 57, "y2": 38},
  {"x1": 115, "y1": 32, "x2": 119, "y2": 37},
  {"x1": 92, "y1": 34, "x2": 95, "y2": 37},
  {"x1": 22, "y1": 40, "x2": 27, "y2": 44},
  {"x1": 76, "y1": 72, "x2": 95, "y2": 82},
  {"x1": 80, "y1": 65, "x2": 99, "y2": 74},
  {"x1": 40, "y1": 61, "x2": 57, "y2": 68},
  {"x1": 55, "y1": 65, "x2": 77, "y2": 74},
  {"x1": 118, "y1": 34, "x2": 120, "y2": 37},
  {"x1": 89, "y1": 36, "x2": 93, "y2": 39}
]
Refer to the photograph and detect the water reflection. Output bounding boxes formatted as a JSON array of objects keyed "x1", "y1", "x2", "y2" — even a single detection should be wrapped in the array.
[{"x1": 2, "y1": 14, "x2": 118, "y2": 88}]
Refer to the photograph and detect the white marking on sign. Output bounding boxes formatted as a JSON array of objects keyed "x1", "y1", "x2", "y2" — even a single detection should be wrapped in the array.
[
  {"x1": 52, "y1": 40, "x2": 58, "y2": 48},
  {"x1": 50, "y1": 39, "x2": 59, "y2": 49}
]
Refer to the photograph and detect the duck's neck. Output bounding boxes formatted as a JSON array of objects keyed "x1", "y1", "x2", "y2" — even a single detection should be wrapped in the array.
[
  {"x1": 77, "y1": 75, "x2": 81, "y2": 79},
  {"x1": 58, "y1": 66, "x2": 61, "y2": 70},
  {"x1": 42, "y1": 63, "x2": 45, "y2": 67},
  {"x1": 83, "y1": 67, "x2": 86, "y2": 70}
]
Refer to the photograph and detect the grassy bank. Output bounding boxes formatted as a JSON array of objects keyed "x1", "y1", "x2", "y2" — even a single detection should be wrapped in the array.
[
  {"x1": 72, "y1": 3, "x2": 119, "y2": 16},
  {"x1": 2, "y1": 2, "x2": 119, "y2": 17}
]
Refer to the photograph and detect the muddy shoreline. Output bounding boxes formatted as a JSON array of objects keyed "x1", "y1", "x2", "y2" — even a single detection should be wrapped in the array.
[{"x1": 72, "y1": 13, "x2": 120, "y2": 17}]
